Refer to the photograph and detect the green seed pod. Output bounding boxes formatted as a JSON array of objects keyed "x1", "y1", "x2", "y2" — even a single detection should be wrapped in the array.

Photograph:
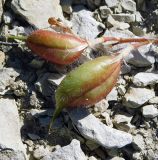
[{"x1": 49, "y1": 55, "x2": 122, "y2": 131}]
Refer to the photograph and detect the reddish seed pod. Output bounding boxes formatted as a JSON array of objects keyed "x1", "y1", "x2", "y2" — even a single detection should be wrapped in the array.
[{"x1": 26, "y1": 30, "x2": 88, "y2": 65}]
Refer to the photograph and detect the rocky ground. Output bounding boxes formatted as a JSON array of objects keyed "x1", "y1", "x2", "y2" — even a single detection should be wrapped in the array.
[{"x1": 0, "y1": 0, "x2": 158, "y2": 160}]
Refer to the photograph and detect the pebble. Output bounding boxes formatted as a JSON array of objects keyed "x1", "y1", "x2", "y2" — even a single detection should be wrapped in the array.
[
  {"x1": 99, "y1": 6, "x2": 112, "y2": 19},
  {"x1": 107, "y1": 15, "x2": 130, "y2": 30},
  {"x1": 113, "y1": 113, "x2": 134, "y2": 132},
  {"x1": 0, "y1": 51, "x2": 5, "y2": 69},
  {"x1": 123, "y1": 87, "x2": 155, "y2": 108},
  {"x1": 104, "y1": 0, "x2": 119, "y2": 8},
  {"x1": 71, "y1": 8, "x2": 103, "y2": 39},
  {"x1": 125, "y1": 44, "x2": 155, "y2": 67},
  {"x1": 33, "y1": 145, "x2": 50, "y2": 159},
  {"x1": 41, "y1": 139, "x2": 87, "y2": 160},
  {"x1": 133, "y1": 134, "x2": 145, "y2": 151},
  {"x1": 112, "y1": 13, "x2": 135, "y2": 23},
  {"x1": 11, "y1": 0, "x2": 64, "y2": 28},
  {"x1": 149, "y1": 96, "x2": 158, "y2": 104},
  {"x1": 0, "y1": 98, "x2": 26, "y2": 154},
  {"x1": 133, "y1": 72, "x2": 158, "y2": 87},
  {"x1": 106, "y1": 87, "x2": 118, "y2": 101},
  {"x1": 0, "y1": 150, "x2": 26, "y2": 160},
  {"x1": 88, "y1": 156, "x2": 97, "y2": 160},
  {"x1": 0, "y1": 68, "x2": 19, "y2": 95},
  {"x1": 69, "y1": 108, "x2": 132, "y2": 149},
  {"x1": 141, "y1": 105, "x2": 158, "y2": 118},
  {"x1": 121, "y1": 0, "x2": 136, "y2": 12},
  {"x1": 94, "y1": 99, "x2": 109, "y2": 113}
]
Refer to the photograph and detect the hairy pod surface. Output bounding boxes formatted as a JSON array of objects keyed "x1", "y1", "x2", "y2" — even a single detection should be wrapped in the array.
[{"x1": 26, "y1": 30, "x2": 88, "y2": 64}]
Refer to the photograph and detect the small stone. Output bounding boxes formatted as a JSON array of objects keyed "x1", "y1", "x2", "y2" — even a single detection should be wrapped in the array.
[
  {"x1": 99, "y1": 6, "x2": 112, "y2": 19},
  {"x1": 112, "y1": 13, "x2": 135, "y2": 23},
  {"x1": 106, "y1": 87, "x2": 118, "y2": 101},
  {"x1": 71, "y1": 9, "x2": 102, "y2": 39},
  {"x1": 0, "y1": 51, "x2": 5, "y2": 68},
  {"x1": 0, "y1": 98, "x2": 26, "y2": 153},
  {"x1": 133, "y1": 134, "x2": 145, "y2": 151},
  {"x1": 94, "y1": 99, "x2": 109, "y2": 113},
  {"x1": 0, "y1": 68, "x2": 19, "y2": 95},
  {"x1": 133, "y1": 72, "x2": 158, "y2": 87},
  {"x1": 133, "y1": 152, "x2": 141, "y2": 160},
  {"x1": 3, "y1": 12, "x2": 13, "y2": 24},
  {"x1": 132, "y1": 25, "x2": 147, "y2": 36},
  {"x1": 107, "y1": 15, "x2": 130, "y2": 30},
  {"x1": 88, "y1": 156, "x2": 97, "y2": 160},
  {"x1": 69, "y1": 108, "x2": 132, "y2": 149},
  {"x1": 11, "y1": 0, "x2": 64, "y2": 28},
  {"x1": 113, "y1": 113, "x2": 134, "y2": 132},
  {"x1": 125, "y1": 44, "x2": 155, "y2": 67},
  {"x1": 41, "y1": 139, "x2": 87, "y2": 160},
  {"x1": 149, "y1": 96, "x2": 158, "y2": 104},
  {"x1": 86, "y1": 140, "x2": 100, "y2": 151},
  {"x1": 33, "y1": 146, "x2": 50, "y2": 159},
  {"x1": 104, "y1": 0, "x2": 119, "y2": 8},
  {"x1": 121, "y1": 0, "x2": 136, "y2": 12},
  {"x1": 101, "y1": 112, "x2": 113, "y2": 127},
  {"x1": 135, "y1": 11, "x2": 143, "y2": 22},
  {"x1": 123, "y1": 87, "x2": 155, "y2": 108},
  {"x1": 0, "y1": 150, "x2": 25, "y2": 160},
  {"x1": 141, "y1": 105, "x2": 158, "y2": 118},
  {"x1": 117, "y1": 85, "x2": 126, "y2": 96}
]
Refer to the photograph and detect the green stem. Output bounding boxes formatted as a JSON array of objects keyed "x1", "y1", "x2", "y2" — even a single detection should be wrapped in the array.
[
  {"x1": 7, "y1": 35, "x2": 28, "y2": 41},
  {"x1": 48, "y1": 106, "x2": 64, "y2": 134}
]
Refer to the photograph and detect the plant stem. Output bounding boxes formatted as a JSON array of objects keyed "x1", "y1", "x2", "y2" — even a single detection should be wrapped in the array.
[{"x1": 7, "y1": 35, "x2": 28, "y2": 41}]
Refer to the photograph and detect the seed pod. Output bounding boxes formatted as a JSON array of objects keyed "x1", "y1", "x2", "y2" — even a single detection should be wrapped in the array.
[
  {"x1": 26, "y1": 30, "x2": 88, "y2": 64},
  {"x1": 49, "y1": 54, "x2": 121, "y2": 131}
]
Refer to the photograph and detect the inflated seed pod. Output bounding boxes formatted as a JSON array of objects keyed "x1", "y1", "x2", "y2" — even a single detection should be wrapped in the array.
[
  {"x1": 49, "y1": 55, "x2": 121, "y2": 131},
  {"x1": 26, "y1": 30, "x2": 88, "y2": 65}
]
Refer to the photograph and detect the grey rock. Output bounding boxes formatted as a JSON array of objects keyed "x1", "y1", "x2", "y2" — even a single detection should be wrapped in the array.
[
  {"x1": 33, "y1": 145, "x2": 50, "y2": 159},
  {"x1": 94, "y1": 99, "x2": 109, "y2": 113},
  {"x1": 71, "y1": 9, "x2": 102, "y2": 39},
  {"x1": 0, "y1": 0, "x2": 5, "y2": 23},
  {"x1": 110, "y1": 157, "x2": 125, "y2": 160},
  {"x1": 133, "y1": 72, "x2": 158, "y2": 87},
  {"x1": 35, "y1": 73, "x2": 65, "y2": 99},
  {"x1": 3, "y1": 12, "x2": 13, "y2": 24},
  {"x1": 123, "y1": 87, "x2": 155, "y2": 108},
  {"x1": 69, "y1": 108, "x2": 132, "y2": 148},
  {"x1": 0, "y1": 99, "x2": 26, "y2": 153},
  {"x1": 133, "y1": 134, "x2": 145, "y2": 151},
  {"x1": 135, "y1": 11, "x2": 143, "y2": 22},
  {"x1": 132, "y1": 25, "x2": 147, "y2": 36},
  {"x1": 112, "y1": 13, "x2": 135, "y2": 23},
  {"x1": 149, "y1": 96, "x2": 158, "y2": 104},
  {"x1": 117, "y1": 85, "x2": 126, "y2": 96},
  {"x1": 0, "y1": 150, "x2": 25, "y2": 160},
  {"x1": 141, "y1": 105, "x2": 158, "y2": 118},
  {"x1": 104, "y1": 0, "x2": 119, "y2": 8},
  {"x1": 0, "y1": 68, "x2": 19, "y2": 95},
  {"x1": 106, "y1": 87, "x2": 118, "y2": 101},
  {"x1": 107, "y1": 15, "x2": 130, "y2": 30},
  {"x1": 99, "y1": 6, "x2": 112, "y2": 19},
  {"x1": 41, "y1": 139, "x2": 87, "y2": 160},
  {"x1": 11, "y1": 0, "x2": 64, "y2": 28},
  {"x1": 125, "y1": 45, "x2": 155, "y2": 67},
  {"x1": 0, "y1": 51, "x2": 5, "y2": 69},
  {"x1": 88, "y1": 156, "x2": 97, "y2": 160},
  {"x1": 113, "y1": 113, "x2": 135, "y2": 132},
  {"x1": 121, "y1": 0, "x2": 136, "y2": 12}
]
